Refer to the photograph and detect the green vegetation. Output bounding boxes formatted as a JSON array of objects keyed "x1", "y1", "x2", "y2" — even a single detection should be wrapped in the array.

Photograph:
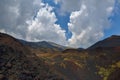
[
  {"x1": 97, "y1": 61, "x2": 120, "y2": 80},
  {"x1": 97, "y1": 66, "x2": 114, "y2": 80}
]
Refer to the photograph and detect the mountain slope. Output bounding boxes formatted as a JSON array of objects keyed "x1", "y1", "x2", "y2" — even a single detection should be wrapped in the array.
[
  {"x1": 36, "y1": 35, "x2": 120, "y2": 80},
  {"x1": 1, "y1": 33, "x2": 120, "y2": 80},
  {"x1": 0, "y1": 33, "x2": 64, "y2": 80},
  {"x1": 88, "y1": 35, "x2": 120, "y2": 49}
]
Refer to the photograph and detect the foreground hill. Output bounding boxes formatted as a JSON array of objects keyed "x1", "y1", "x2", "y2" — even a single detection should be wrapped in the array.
[
  {"x1": 0, "y1": 33, "x2": 64, "y2": 80},
  {"x1": 0, "y1": 33, "x2": 120, "y2": 80}
]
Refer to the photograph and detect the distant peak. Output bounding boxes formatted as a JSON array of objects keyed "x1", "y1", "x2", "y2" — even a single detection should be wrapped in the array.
[
  {"x1": 108, "y1": 35, "x2": 120, "y2": 39},
  {"x1": 88, "y1": 34, "x2": 120, "y2": 49},
  {"x1": 111, "y1": 35, "x2": 120, "y2": 37},
  {"x1": 40, "y1": 41, "x2": 48, "y2": 43}
]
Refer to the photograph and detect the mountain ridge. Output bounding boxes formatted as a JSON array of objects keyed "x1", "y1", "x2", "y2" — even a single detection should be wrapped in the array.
[
  {"x1": 19, "y1": 39, "x2": 68, "y2": 51},
  {"x1": 88, "y1": 35, "x2": 120, "y2": 49}
]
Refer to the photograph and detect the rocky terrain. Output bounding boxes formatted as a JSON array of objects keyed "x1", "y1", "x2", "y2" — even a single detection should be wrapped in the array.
[
  {"x1": 0, "y1": 33, "x2": 64, "y2": 80},
  {"x1": 0, "y1": 33, "x2": 120, "y2": 80}
]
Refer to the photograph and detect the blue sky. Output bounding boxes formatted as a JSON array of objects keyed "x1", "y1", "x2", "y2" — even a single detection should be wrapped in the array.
[
  {"x1": 0, "y1": 0, "x2": 119, "y2": 48},
  {"x1": 42, "y1": 0, "x2": 72, "y2": 39},
  {"x1": 42, "y1": 0, "x2": 120, "y2": 40},
  {"x1": 104, "y1": 0, "x2": 120, "y2": 38}
]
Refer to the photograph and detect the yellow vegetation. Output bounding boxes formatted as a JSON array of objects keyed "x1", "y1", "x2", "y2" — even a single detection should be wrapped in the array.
[
  {"x1": 97, "y1": 60, "x2": 120, "y2": 80},
  {"x1": 60, "y1": 62, "x2": 66, "y2": 68},
  {"x1": 116, "y1": 61, "x2": 120, "y2": 68},
  {"x1": 74, "y1": 62, "x2": 83, "y2": 68},
  {"x1": 97, "y1": 66, "x2": 114, "y2": 80}
]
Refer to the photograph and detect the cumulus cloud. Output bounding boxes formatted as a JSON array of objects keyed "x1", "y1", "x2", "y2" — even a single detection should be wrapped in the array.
[
  {"x1": 68, "y1": 0, "x2": 115, "y2": 48},
  {"x1": 0, "y1": 0, "x2": 41, "y2": 38},
  {"x1": 56, "y1": 0, "x2": 81, "y2": 12},
  {"x1": 26, "y1": 4, "x2": 67, "y2": 45}
]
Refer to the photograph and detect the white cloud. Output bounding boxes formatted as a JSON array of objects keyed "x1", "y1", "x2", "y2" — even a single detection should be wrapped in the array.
[
  {"x1": 68, "y1": 0, "x2": 115, "y2": 48},
  {"x1": 54, "y1": 0, "x2": 81, "y2": 13},
  {"x1": 0, "y1": 0, "x2": 41, "y2": 38},
  {"x1": 26, "y1": 4, "x2": 67, "y2": 45},
  {"x1": 54, "y1": 0, "x2": 61, "y2": 4}
]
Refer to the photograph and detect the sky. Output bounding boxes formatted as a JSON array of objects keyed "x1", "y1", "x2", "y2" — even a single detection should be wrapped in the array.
[{"x1": 0, "y1": 0, "x2": 120, "y2": 48}]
